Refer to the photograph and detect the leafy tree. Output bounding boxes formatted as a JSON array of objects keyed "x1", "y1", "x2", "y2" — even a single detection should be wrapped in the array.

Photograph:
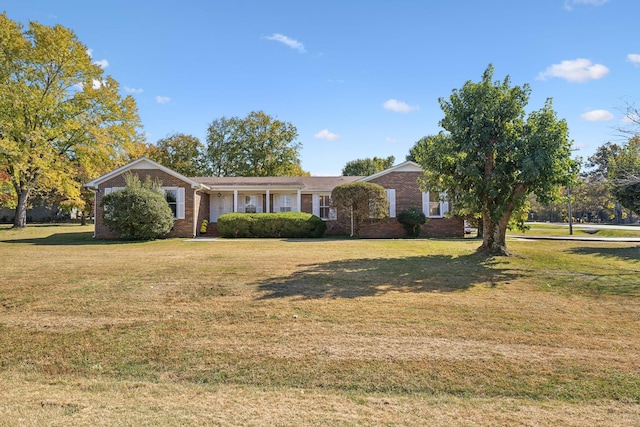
[
  {"x1": 330, "y1": 182, "x2": 388, "y2": 238},
  {"x1": 397, "y1": 207, "x2": 427, "y2": 237},
  {"x1": 413, "y1": 65, "x2": 578, "y2": 255},
  {"x1": 570, "y1": 179, "x2": 617, "y2": 222},
  {"x1": 149, "y1": 133, "x2": 209, "y2": 176},
  {"x1": 610, "y1": 136, "x2": 640, "y2": 216},
  {"x1": 0, "y1": 167, "x2": 15, "y2": 208},
  {"x1": 205, "y1": 111, "x2": 304, "y2": 177},
  {"x1": 101, "y1": 173, "x2": 174, "y2": 240},
  {"x1": 0, "y1": 14, "x2": 142, "y2": 228},
  {"x1": 342, "y1": 156, "x2": 395, "y2": 176}
]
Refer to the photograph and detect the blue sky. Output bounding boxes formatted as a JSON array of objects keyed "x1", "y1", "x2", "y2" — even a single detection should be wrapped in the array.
[{"x1": 3, "y1": 0, "x2": 639, "y2": 175}]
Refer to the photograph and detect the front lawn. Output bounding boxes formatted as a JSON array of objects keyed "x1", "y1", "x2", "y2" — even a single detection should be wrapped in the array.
[{"x1": 0, "y1": 224, "x2": 639, "y2": 425}]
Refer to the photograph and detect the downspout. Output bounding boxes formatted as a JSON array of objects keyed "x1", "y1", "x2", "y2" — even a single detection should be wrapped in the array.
[
  {"x1": 193, "y1": 188, "x2": 198, "y2": 238},
  {"x1": 88, "y1": 188, "x2": 97, "y2": 238}
]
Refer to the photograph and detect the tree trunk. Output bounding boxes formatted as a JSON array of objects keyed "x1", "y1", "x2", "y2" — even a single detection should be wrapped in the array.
[
  {"x1": 13, "y1": 187, "x2": 30, "y2": 228},
  {"x1": 479, "y1": 209, "x2": 512, "y2": 256}
]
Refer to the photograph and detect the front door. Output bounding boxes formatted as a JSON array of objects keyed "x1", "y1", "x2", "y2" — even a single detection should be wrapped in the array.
[{"x1": 210, "y1": 194, "x2": 233, "y2": 222}]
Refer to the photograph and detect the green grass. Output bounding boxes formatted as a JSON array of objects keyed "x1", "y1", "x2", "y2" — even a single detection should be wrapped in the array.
[{"x1": 0, "y1": 224, "x2": 639, "y2": 425}]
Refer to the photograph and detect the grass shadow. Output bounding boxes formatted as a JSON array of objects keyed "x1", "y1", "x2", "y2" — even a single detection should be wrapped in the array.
[
  {"x1": 569, "y1": 245, "x2": 640, "y2": 263},
  {"x1": 256, "y1": 253, "x2": 514, "y2": 299},
  {"x1": 0, "y1": 232, "x2": 132, "y2": 246}
]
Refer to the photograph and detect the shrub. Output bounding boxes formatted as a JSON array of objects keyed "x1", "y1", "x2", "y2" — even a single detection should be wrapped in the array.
[
  {"x1": 101, "y1": 173, "x2": 174, "y2": 240},
  {"x1": 217, "y1": 212, "x2": 326, "y2": 238},
  {"x1": 398, "y1": 207, "x2": 427, "y2": 237}
]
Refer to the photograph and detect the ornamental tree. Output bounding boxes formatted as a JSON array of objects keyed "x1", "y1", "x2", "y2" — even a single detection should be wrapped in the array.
[
  {"x1": 413, "y1": 65, "x2": 578, "y2": 255},
  {"x1": 331, "y1": 182, "x2": 388, "y2": 238}
]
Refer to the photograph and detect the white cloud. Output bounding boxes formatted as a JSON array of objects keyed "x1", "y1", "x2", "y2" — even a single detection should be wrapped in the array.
[
  {"x1": 382, "y1": 99, "x2": 419, "y2": 113},
  {"x1": 564, "y1": 0, "x2": 609, "y2": 10},
  {"x1": 86, "y1": 48, "x2": 93, "y2": 57},
  {"x1": 265, "y1": 33, "x2": 305, "y2": 53},
  {"x1": 124, "y1": 86, "x2": 144, "y2": 94},
  {"x1": 385, "y1": 137, "x2": 398, "y2": 144},
  {"x1": 537, "y1": 58, "x2": 609, "y2": 83},
  {"x1": 156, "y1": 96, "x2": 171, "y2": 104},
  {"x1": 581, "y1": 109, "x2": 614, "y2": 121},
  {"x1": 627, "y1": 53, "x2": 640, "y2": 66},
  {"x1": 93, "y1": 59, "x2": 109, "y2": 69},
  {"x1": 314, "y1": 129, "x2": 340, "y2": 141},
  {"x1": 91, "y1": 79, "x2": 107, "y2": 89}
]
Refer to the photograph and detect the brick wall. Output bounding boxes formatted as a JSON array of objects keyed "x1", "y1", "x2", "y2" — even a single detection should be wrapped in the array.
[
  {"x1": 95, "y1": 169, "x2": 197, "y2": 239},
  {"x1": 325, "y1": 171, "x2": 463, "y2": 238}
]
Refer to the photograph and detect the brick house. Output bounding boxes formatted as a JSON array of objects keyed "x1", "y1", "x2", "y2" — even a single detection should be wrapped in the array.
[{"x1": 84, "y1": 157, "x2": 463, "y2": 239}]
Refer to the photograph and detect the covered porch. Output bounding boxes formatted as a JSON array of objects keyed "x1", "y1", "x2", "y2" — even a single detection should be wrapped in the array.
[{"x1": 208, "y1": 187, "x2": 305, "y2": 223}]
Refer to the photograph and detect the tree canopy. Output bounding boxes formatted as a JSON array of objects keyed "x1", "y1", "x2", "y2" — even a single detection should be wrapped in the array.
[
  {"x1": 330, "y1": 182, "x2": 388, "y2": 238},
  {"x1": 412, "y1": 64, "x2": 578, "y2": 255},
  {"x1": 0, "y1": 14, "x2": 142, "y2": 227},
  {"x1": 609, "y1": 136, "x2": 640, "y2": 216},
  {"x1": 342, "y1": 156, "x2": 395, "y2": 176},
  {"x1": 205, "y1": 111, "x2": 306, "y2": 177},
  {"x1": 149, "y1": 133, "x2": 209, "y2": 176}
]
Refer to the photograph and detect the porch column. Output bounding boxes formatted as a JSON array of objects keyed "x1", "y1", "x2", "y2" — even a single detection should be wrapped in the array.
[
  {"x1": 296, "y1": 189, "x2": 301, "y2": 212},
  {"x1": 265, "y1": 189, "x2": 270, "y2": 213},
  {"x1": 233, "y1": 190, "x2": 238, "y2": 212}
]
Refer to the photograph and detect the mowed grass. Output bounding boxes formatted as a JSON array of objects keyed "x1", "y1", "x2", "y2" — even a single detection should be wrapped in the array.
[{"x1": 0, "y1": 224, "x2": 639, "y2": 426}]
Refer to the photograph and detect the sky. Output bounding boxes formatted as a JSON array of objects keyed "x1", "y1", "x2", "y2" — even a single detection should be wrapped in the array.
[{"x1": 2, "y1": 0, "x2": 639, "y2": 175}]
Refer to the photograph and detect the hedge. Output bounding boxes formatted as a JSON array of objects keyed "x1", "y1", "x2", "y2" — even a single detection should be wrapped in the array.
[{"x1": 217, "y1": 212, "x2": 326, "y2": 238}]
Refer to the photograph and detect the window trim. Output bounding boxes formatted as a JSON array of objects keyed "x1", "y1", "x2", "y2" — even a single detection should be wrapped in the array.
[
  {"x1": 422, "y1": 191, "x2": 448, "y2": 218},
  {"x1": 164, "y1": 187, "x2": 185, "y2": 220}
]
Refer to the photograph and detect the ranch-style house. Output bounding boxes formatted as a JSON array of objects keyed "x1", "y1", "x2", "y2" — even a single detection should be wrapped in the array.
[{"x1": 84, "y1": 157, "x2": 463, "y2": 239}]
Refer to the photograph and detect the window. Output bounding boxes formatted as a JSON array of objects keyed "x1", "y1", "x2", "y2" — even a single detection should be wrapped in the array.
[
  {"x1": 279, "y1": 195, "x2": 291, "y2": 212},
  {"x1": 319, "y1": 195, "x2": 331, "y2": 219},
  {"x1": 428, "y1": 192, "x2": 440, "y2": 217},
  {"x1": 165, "y1": 189, "x2": 178, "y2": 218},
  {"x1": 386, "y1": 189, "x2": 396, "y2": 218},
  {"x1": 422, "y1": 191, "x2": 448, "y2": 218},
  {"x1": 164, "y1": 187, "x2": 185, "y2": 219}
]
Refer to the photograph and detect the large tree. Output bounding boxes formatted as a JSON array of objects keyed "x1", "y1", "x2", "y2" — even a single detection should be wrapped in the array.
[
  {"x1": 342, "y1": 156, "x2": 395, "y2": 176},
  {"x1": 0, "y1": 14, "x2": 142, "y2": 228},
  {"x1": 413, "y1": 65, "x2": 578, "y2": 255},
  {"x1": 149, "y1": 133, "x2": 209, "y2": 176},
  {"x1": 205, "y1": 111, "x2": 304, "y2": 177}
]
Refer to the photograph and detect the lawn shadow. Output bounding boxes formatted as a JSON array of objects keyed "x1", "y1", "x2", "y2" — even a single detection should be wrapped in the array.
[
  {"x1": 256, "y1": 253, "x2": 514, "y2": 299},
  {"x1": 0, "y1": 232, "x2": 132, "y2": 246},
  {"x1": 569, "y1": 245, "x2": 640, "y2": 263}
]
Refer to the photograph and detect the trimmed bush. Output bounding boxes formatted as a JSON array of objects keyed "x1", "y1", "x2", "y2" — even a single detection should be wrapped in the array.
[
  {"x1": 398, "y1": 207, "x2": 428, "y2": 237},
  {"x1": 217, "y1": 212, "x2": 326, "y2": 238}
]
